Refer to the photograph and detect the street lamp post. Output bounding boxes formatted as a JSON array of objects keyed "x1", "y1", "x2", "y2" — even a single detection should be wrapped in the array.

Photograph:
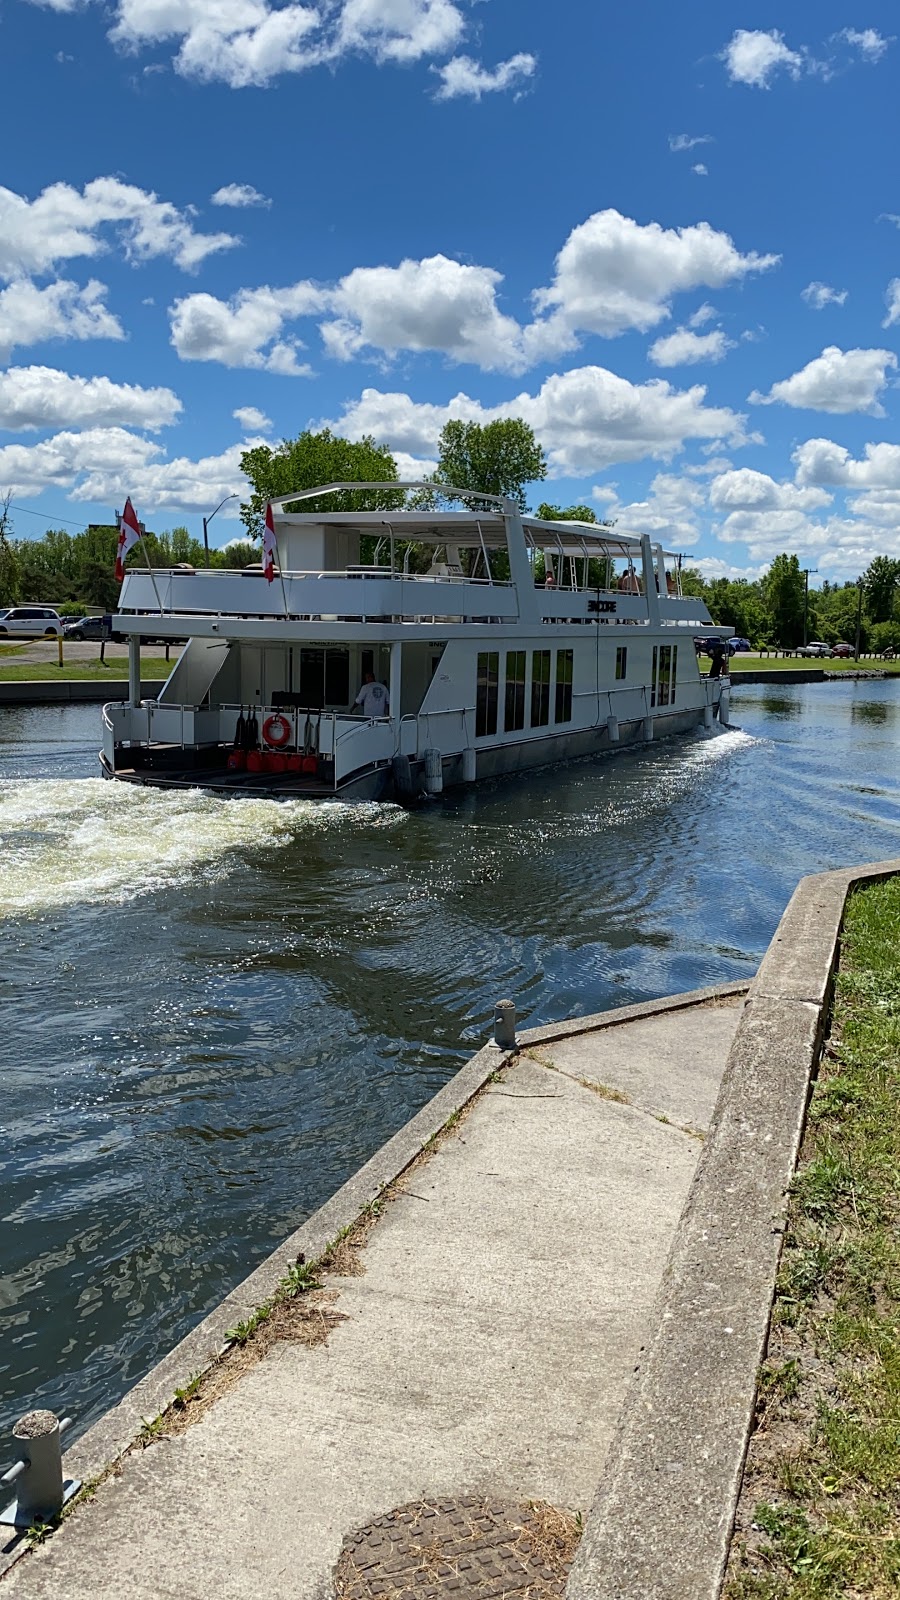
[
  {"x1": 202, "y1": 494, "x2": 239, "y2": 567},
  {"x1": 802, "y1": 567, "x2": 818, "y2": 647}
]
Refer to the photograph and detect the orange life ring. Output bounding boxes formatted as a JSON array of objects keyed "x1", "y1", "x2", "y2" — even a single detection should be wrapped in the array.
[{"x1": 262, "y1": 713, "x2": 291, "y2": 749}]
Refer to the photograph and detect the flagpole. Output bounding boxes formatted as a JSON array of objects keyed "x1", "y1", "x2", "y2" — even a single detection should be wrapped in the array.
[
  {"x1": 265, "y1": 504, "x2": 290, "y2": 619},
  {"x1": 118, "y1": 506, "x2": 165, "y2": 616}
]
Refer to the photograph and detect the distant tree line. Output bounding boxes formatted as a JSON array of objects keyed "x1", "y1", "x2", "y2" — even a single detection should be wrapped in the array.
[{"x1": 2, "y1": 433, "x2": 899, "y2": 649}]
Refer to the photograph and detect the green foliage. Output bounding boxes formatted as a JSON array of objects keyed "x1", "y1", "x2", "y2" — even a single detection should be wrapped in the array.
[
  {"x1": 432, "y1": 418, "x2": 547, "y2": 511},
  {"x1": 536, "y1": 502, "x2": 597, "y2": 524},
  {"x1": 239, "y1": 427, "x2": 402, "y2": 537},
  {"x1": 862, "y1": 554, "x2": 900, "y2": 623},
  {"x1": 765, "y1": 552, "x2": 807, "y2": 647}
]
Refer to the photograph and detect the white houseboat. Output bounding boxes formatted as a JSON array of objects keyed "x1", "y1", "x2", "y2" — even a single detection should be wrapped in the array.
[{"x1": 100, "y1": 483, "x2": 732, "y2": 801}]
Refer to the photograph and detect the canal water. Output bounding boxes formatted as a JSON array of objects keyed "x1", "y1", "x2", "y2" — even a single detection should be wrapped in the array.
[{"x1": 1, "y1": 680, "x2": 898, "y2": 1459}]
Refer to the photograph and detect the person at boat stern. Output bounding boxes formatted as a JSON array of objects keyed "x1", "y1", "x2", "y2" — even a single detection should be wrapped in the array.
[{"x1": 353, "y1": 672, "x2": 390, "y2": 717}]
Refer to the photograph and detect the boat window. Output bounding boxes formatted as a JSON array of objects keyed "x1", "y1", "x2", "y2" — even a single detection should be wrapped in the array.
[
  {"x1": 531, "y1": 650, "x2": 551, "y2": 727},
  {"x1": 299, "y1": 647, "x2": 350, "y2": 708},
  {"x1": 653, "y1": 644, "x2": 675, "y2": 707},
  {"x1": 476, "y1": 651, "x2": 499, "y2": 737},
  {"x1": 505, "y1": 651, "x2": 526, "y2": 732},
  {"x1": 615, "y1": 646, "x2": 627, "y2": 681},
  {"x1": 555, "y1": 649, "x2": 573, "y2": 723}
]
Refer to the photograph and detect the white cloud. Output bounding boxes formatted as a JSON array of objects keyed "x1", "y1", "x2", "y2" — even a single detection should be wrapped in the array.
[
  {"x1": 433, "y1": 52, "x2": 537, "y2": 101},
  {"x1": 0, "y1": 424, "x2": 250, "y2": 514},
  {"x1": 0, "y1": 279, "x2": 124, "y2": 361},
  {"x1": 210, "y1": 183, "x2": 271, "y2": 208},
  {"x1": 801, "y1": 281, "x2": 847, "y2": 309},
  {"x1": 688, "y1": 303, "x2": 717, "y2": 328},
  {"x1": 749, "y1": 346, "x2": 897, "y2": 415},
  {"x1": 329, "y1": 366, "x2": 752, "y2": 475},
  {"x1": 169, "y1": 283, "x2": 326, "y2": 373},
  {"x1": 0, "y1": 177, "x2": 238, "y2": 281},
  {"x1": 104, "y1": 0, "x2": 471, "y2": 90},
  {"x1": 166, "y1": 211, "x2": 779, "y2": 377},
  {"x1": 648, "y1": 327, "x2": 732, "y2": 367},
  {"x1": 0, "y1": 367, "x2": 181, "y2": 432},
  {"x1": 602, "y1": 472, "x2": 706, "y2": 546},
  {"x1": 530, "y1": 210, "x2": 778, "y2": 349},
  {"x1": 709, "y1": 468, "x2": 831, "y2": 514},
  {"x1": 669, "y1": 134, "x2": 712, "y2": 152},
  {"x1": 233, "y1": 405, "x2": 272, "y2": 431},
  {"x1": 793, "y1": 438, "x2": 900, "y2": 490},
  {"x1": 692, "y1": 164, "x2": 708, "y2": 177},
  {"x1": 837, "y1": 28, "x2": 892, "y2": 63},
  {"x1": 883, "y1": 278, "x2": 900, "y2": 327},
  {"x1": 722, "y1": 29, "x2": 804, "y2": 88},
  {"x1": 323, "y1": 254, "x2": 527, "y2": 371}
]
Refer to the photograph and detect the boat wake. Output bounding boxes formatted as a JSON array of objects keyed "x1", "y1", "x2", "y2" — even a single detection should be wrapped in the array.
[{"x1": 0, "y1": 779, "x2": 401, "y2": 916}]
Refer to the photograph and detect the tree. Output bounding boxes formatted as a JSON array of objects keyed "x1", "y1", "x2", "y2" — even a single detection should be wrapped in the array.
[
  {"x1": 431, "y1": 419, "x2": 547, "y2": 511},
  {"x1": 239, "y1": 428, "x2": 402, "y2": 538},
  {"x1": 765, "y1": 553, "x2": 806, "y2": 647},
  {"x1": 863, "y1": 555, "x2": 900, "y2": 623},
  {"x1": 0, "y1": 493, "x2": 20, "y2": 606},
  {"x1": 536, "y1": 503, "x2": 597, "y2": 524}
]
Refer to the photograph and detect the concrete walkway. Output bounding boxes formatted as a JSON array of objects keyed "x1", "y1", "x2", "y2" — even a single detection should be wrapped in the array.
[{"x1": 2, "y1": 994, "x2": 744, "y2": 1600}]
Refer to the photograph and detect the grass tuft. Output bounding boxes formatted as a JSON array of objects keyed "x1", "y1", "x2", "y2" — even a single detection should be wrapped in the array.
[{"x1": 724, "y1": 875, "x2": 900, "y2": 1599}]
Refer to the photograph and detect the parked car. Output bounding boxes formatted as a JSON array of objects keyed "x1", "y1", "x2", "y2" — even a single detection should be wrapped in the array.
[
  {"x1": 728, "y1": 637, "x2": 752, "y2": 652},
  {"x1": 796, "y1": 641, "x2": 832, "y2": 657},
  {"x1": 693, "y1": 635, "x2": 735, "y2": 655},
  {"x1": 0, "y1": 605, "x2": 63, "y2": 637},
  {"x1": 830, "y1": 642, "x2": 854, "y2": 658},
  {"x1": 62, "y1": 613, "x2": 123, "y2": 643}
]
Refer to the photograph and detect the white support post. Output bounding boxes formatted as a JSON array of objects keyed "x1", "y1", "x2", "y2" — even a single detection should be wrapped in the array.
[
  {"x1": 389, "y1": 641, "x2": 401, "y2": 741},
  {"x1": 504, "y1": 503, "x2": 540, "y2": 623},
  {"x1": 128, "y1": 636, "x2": 141, "y2": 707},
  {"x1": 641, "y1": 534, "x2": 661, "y2": 625}
]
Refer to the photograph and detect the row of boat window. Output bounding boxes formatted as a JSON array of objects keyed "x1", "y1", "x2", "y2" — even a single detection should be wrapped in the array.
[
  {"x1": 476, "y1": 643, "x2": 677, "y2": 737},
  {"x1": 476, "y1": 648, "x2": 576, "y2": 738}
]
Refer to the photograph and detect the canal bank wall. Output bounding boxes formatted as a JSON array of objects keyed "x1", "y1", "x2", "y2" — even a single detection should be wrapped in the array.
[
  {"x1": 2, "y1": 860, "x2": 900, "y2": 1600},
  {"x1": 0, "y1": 681, "x2": 164, "y2": 706}
]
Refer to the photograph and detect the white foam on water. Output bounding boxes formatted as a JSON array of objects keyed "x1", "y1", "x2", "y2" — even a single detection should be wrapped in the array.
[{"x1": 0, "y1": 779, "x2": 402, "y2": 916}]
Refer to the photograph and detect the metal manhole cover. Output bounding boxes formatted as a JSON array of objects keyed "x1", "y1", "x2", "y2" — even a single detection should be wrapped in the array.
[{"x1": 333, "y1": 1494, "x2": 581, "y2": 1599}]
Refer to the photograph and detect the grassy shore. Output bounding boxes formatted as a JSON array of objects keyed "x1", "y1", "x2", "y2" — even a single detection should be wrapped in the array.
[
  {"x1": 724, "y1": 875, "x2": 900, "y2": 1598},
  {"x1": 700, "y1": 655, "x2": 900, "y2": 675},
  {"x1": 0, "y1": 657, "x2": 175, "y2": 682}
]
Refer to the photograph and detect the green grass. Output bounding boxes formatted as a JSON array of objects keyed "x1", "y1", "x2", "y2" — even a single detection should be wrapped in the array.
[
  {"x1": 724, "y1": 876, "x2": 900, "y2": 1599},
  {"x1": 699, "y1": 654, "x2": 900, "y2": 674},
  {"x1": 0, "y1": 657, "x2": 176, "y2": 682}
]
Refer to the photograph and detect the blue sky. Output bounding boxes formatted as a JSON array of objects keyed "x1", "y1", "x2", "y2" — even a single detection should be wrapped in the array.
[{"x1": 1, "y1": 1, "x2": 899, "y2": 580}]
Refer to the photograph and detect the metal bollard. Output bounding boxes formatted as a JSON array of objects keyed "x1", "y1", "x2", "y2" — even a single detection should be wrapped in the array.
[
  {"x1": 0, "y1": 1411, "x2": 80, "y2": 1528},
  {"x1": 493, "y1": 999, "x2": 517, "y2": 1050}
]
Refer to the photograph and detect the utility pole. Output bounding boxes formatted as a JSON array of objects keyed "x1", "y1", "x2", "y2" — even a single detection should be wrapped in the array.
[
  {"x1": 802, "y1": 567, "x2": 818, "y2": 646},
  {"x1": 855, "y1": 577, "x2": 864, "y2": 660},
  {"x1": 202, "y1": 494, "x2": 239, "y2": 567}
]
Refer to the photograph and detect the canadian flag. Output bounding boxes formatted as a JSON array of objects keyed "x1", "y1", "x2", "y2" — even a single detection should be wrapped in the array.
[
  {"x1": 115, "y1": 497, "x2": 142, "y2": 583},
  {"x1": 262, "y1": 501, "x2": 278, "y2": 585}
]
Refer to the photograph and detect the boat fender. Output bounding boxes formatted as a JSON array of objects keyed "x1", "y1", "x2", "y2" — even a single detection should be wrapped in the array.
[
  {"x1": 423, "y1": 748, "x2": 443, "y2": 795},
  {"x1": 391, "y1": 754, "x2": 415, "y2": 800},
  {"x1": 246, "y1": 750, "x2": 264, "y2": 773},
  {"x1": 262, "y1": 713, "x2": 291, "y2": 749},
  {"x1": 226, "y1": 750, "x2": 246, "y2": 771}
]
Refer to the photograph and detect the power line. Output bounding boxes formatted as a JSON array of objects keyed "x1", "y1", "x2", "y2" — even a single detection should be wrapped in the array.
[{"x1": 7, "y1": 502, "x2": 93, "y2": 531}]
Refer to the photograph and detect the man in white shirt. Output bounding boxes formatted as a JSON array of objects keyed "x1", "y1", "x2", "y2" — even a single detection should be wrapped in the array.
[{"x1": 353, "y1": 672, "x2": 390, "y2": 718}]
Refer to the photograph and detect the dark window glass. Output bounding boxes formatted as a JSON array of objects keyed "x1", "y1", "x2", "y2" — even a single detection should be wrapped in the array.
[
  {"x1": 324, "y1": 649, "x2": 350, "y2": 705},
  {"x1": 555, "y1": 649, "x2": 573, "y2": 723},
  {"x1": 531, "y1": 650, "x2": 551, "y2": 727},
  {"x1": 655, "y1": 645, "x2": 674, "y2": 707},
  {"x1": 299, "y1": 648, "x2": 325, "y2": 707},
  {"x1": 504, "y1": 651, "x2": 526, "y2": 731},
  {"x1": 476, "y1": 651, "x2": 499, "y2": 737},
  {"x1": 651, "y1": 646, "x2": 658, "y2": 707},
  {"x1": 615, "y1": 646, "x2": 627, "y2": 681}
]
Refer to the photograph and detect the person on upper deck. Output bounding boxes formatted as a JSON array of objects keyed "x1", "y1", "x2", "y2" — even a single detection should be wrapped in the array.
[
  {"x1": 353, "y1": 672, "x2": 390, "y2": 718},
  {"x1": 618, "y1": 566, "x2": 641, "y2": 593}
]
